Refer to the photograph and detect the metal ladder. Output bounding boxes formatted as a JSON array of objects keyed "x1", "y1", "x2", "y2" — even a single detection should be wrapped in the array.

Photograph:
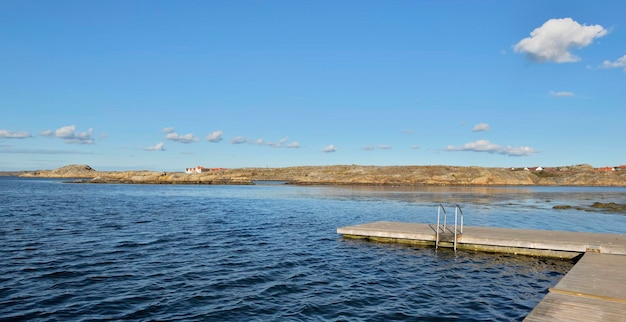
[{"x1": 434, "y1": 204, "x2": 464, "y2": 251}]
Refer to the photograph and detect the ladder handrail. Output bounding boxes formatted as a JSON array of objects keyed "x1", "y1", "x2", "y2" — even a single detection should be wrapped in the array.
[
  {"x1": 435, "y1": 204, "x2": 446, "y2": 249},
  {"x1": 455, "y1": 204, "x2": 464, "y2": 234},
  {"x1": 435, "y1": 204, "x2": 464, "y2": 251}
]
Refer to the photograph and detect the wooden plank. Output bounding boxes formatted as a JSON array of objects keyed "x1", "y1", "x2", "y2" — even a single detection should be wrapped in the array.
[
  {"x1": 524, "y1": 292, "x2": 626, "y2": 321},
  {"x1": 524, "y1": 253, "x2": 626, "y2": 321},
  {"x1": 460, "y1": 226, "x2": 626, "y2": 254},
  {"x1": 551, "y1": 253, "x2": 626, "y2": 302}
]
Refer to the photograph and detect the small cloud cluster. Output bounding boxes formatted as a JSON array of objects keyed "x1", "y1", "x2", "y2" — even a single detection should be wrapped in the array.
[
  {"x1": 206, "y1": 130, "x2": 223, "y2": 142},
  {"x1": 362, "y1": 145, "x2": 392, "y2": 151},
  {"x1": 230, "y1": 136, "x2": 247, "y2": 144},
  {"x1": 228, "y1": 135, "x2": 300, "y2": 148},
  {"x1": 0, "y1": 129, "x2": 32, "y2": 139},
  {"x1": 256, "y1": 137, "x2": 300, "y2": 148},
  {"x1": 514, "y1": 18, "x2": 607, "y2": 63},
  {"x1": 549, "y1": 91, "x2": 574, "y2": 97},
  {"x1": 0, "y1": 146, "x2": 92, "y2": 155},
  {"x1": 472, "y1": 123, "x2": 490, "y2": 132},
  {"x1": 41, "y1": 125, "x2": 95, "y2": 144},
  {"x1": 602, "y1": 55, "x2": 626, "y2": 71},
  {"x1": 162, "y1": 127, "x2": 198, "y2": 143},
  {"x1": 144, "y1": 142, "x2": 165, "y2": 151},
  {"x1": 446, "y1": 140, "x2": 535, "y2": 157},
  {"x1": 161, "y1": 127, "x2": 300, "y2": 149},
  {"x1": 322, "y1": 144, "x2": 337, "y2": 153}
]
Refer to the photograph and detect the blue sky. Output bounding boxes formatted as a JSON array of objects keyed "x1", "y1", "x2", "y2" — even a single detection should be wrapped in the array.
[{"x1": 1, "y1": 1, "x2": 625, "y2": 171}]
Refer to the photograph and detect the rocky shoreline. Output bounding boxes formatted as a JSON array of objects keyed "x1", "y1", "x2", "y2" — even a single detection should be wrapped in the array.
[
  {"x1": 14, "y1": 164, "x2": 626, "y2": 186},
  {"x1": 553, "y1": 202, "x2": 626, "y2": 212}
]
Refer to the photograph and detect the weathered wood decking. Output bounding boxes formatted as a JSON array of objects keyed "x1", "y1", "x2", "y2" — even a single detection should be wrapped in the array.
[
  {"x1": 337, "y1": 222, "x2": 626, "y2": 321},
  {"x1": 525, "y1": 252, "x2": 626, "y2": 321},
  {"x1": 337, "y1": 221, "x2": 626, "y2": 257}
]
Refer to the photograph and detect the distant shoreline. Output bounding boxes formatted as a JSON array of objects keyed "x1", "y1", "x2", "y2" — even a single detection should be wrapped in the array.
[
  {"x1": 0, "y1": 171, "x2": 28, "y2": 177},
  {"x1": 9, "y1": 164, "x2": 626, "y2": 187}
]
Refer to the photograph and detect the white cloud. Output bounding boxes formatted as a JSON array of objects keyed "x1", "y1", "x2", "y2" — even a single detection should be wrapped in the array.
[
  {"x1": 549, "y1": 91, "x2": 574, "y2": 97},
  {"x1": 362, "y1": 144, "x2": 392, "y2": 150},
  {"x1": 160, "y1": 127, "x2": 198, "y2": 143},
  {"x1": 0, "y1": 147, "x2": 93, "y2": 154},
  {"x1": 165, "y1": 132, "x2": 198, "y2": 143},
  {"x1": 410, "y1": 145, "x2": 420, "y2": 149},
  {"x1": 41, "y1": 125, "x2": 95, "y2": 144},
  {"x1": 0, "y1": 129, "x2": 32, "y2": 139},
  {"x1": 322, "y1": 144, "x2": 337, "y2": 153},
  {"x1": 144, "y1": 142, "x2": 165, "y2": 151},
  {"x1": 266, "y1": 137, "x2": 289, "y2": 148},
  {"x1": 250, "y1": 136, "x2": 300, "y2": 148},
  {"x1": 230, "y1": 136, "x2": 247, "y2": 144},
  {"x1": 601, "y1": 54, "x2": 626, "y2": 71},
  {"x1": 446, "y1": 140, "x2": 536, "y2": 157},
  {"x1": 514, "y1": 18, "x2": 607, "y2": 63},
  {"x1": 269, "y1": 137, "x2": 300, "y2": 148},
  {"x1": 227, "y1": 135, "x2": 300, "y2": 148},
  {"x1": 206, "y1": 130, "x2": 224, "y2": 142},
  {"x1": 472, "y1": 123, "x2": 490, "y2": 132}
]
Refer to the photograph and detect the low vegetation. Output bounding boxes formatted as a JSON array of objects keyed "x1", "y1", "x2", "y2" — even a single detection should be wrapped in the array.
[{"x1": 15, "y1": 163, "x2": 626, "y2": 187}]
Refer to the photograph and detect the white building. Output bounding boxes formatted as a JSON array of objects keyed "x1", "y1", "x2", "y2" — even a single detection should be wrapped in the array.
[{"x1": 185, "y1": 166, "x2": 205, "y2": 174}]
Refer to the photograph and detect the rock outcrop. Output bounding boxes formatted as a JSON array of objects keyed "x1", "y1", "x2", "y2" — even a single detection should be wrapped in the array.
[
  {"x1": 18, "y1": 164, "x2": 626, "y2": 186},
  {"x1": 20, "y1": 164, "x2": 96, "y2": 178}
]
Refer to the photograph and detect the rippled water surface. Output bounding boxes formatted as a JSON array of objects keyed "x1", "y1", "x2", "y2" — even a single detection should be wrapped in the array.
[{"x1": 1, "y1": 178, "x2": 625, "y2": 321}]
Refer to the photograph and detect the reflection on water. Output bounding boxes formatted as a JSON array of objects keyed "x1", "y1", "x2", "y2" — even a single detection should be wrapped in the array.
[{"x1": 307, "y1": 185, "x2": 626, "y2": 233}]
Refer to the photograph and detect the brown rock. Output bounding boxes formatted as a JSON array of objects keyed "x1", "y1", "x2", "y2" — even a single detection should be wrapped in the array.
[{"x1": 18, "y1": 164, "x2": 626, "y2": 186}]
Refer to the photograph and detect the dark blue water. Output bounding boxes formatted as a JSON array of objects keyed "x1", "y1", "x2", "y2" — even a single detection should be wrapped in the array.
[{"x1": 1, "y1": 178, "x2": 625, "y2": 321}]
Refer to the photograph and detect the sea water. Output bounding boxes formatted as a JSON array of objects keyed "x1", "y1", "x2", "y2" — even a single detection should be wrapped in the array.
[{"x1": 1, "y1": 177, "x2": 625, "y2": 321}]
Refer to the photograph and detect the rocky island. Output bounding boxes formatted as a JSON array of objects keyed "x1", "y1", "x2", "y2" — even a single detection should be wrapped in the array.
[{"x1": 15, "y1": 163, "x2": 626, "y2": 186}]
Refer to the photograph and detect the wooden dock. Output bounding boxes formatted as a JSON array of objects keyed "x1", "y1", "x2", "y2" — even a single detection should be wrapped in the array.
[
  {"x1": 337, "y1": 221, "x2": 626, "y2": 321},
  {"x1": 337, "y1": 221, "x2": 626, "y2": 257},
  {"x1": 525, "y1": 252, "x2": 626, "y2": 321}
]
